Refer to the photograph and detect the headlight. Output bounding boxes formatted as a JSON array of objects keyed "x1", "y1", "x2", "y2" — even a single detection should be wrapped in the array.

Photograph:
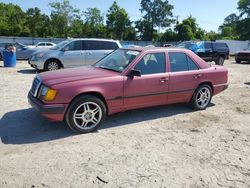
[
  {"x1": 35, "y1": 53, "x2": 44, "y2": 58},
  {"x1": 39, "y1": 85, "x2": 57, "y2": 101}
]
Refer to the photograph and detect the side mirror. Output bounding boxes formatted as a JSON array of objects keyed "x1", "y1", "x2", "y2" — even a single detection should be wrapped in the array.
[
  {"x1": 127, "y1": 69, "x2": 141, "y2": 77},
  {"x1": 61, "y1": 47, "x2": 69, "y2": 52}
]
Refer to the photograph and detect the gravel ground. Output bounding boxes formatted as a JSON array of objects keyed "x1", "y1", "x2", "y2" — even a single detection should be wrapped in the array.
[{"x1": 0, "y1": 60, "x2": 249, "y2": 188}]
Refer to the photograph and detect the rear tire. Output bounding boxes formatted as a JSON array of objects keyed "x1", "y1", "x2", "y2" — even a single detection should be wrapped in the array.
[
  {"x1": 190, "y1": 84, "x2": 212, "y2": 110},
  {"x1": 236, "y1": 60, "x2": 241, "y2": 64},
  {"x1": 216, "y1": 56, "x2": 225, "y2": 66},
  {"x1": 65, "y1": 95, "x2": 107, "y2": 133},
  {"x1": 44, "y1": 59, "x2": 61, "y2": 71}
]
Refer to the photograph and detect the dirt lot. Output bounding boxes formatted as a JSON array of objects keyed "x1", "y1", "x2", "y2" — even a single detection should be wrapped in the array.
[{"x1": 0, "y1": 60, "x2": 249, "y2": 188}]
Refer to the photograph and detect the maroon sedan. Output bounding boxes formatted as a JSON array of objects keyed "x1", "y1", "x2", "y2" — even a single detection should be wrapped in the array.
[{"x1": 28, "y1": 47, "x2": 228, "y2": 133}]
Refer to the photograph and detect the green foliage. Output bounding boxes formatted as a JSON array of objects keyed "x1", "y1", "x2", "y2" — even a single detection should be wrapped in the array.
[
  {"x1": 49, "y1": 0, "x2": 80, "y2": 38},
  {"x1": 0, "y1": 3, "x2": 27, "y2": 36},
  {"x1": 106, "y1": 1, "x2": 131, "y2": 40},
  {"x1": 219, "y1": 0, "x2": 250, "y2": 40},
  {"x1": 175, "y1": 16, "x2": 205, "y2": 41},
  {"x1": 238, "y1": 0, "x2": 250, "y2": 17},
  {"x1": 137, "y1": 0, "x2": 174, "y2": 40}
]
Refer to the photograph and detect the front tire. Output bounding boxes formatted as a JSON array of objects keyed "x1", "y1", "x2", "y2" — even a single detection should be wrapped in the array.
[
  {"x1": 45, "y1": 59, "x2": 61, "y2": 71},
  {"x1": 216, "y1": 56, "x2": 225, "y2": 65},
  {"x1": 190, "y1": 85, "x2": 212, "y2": 110},
  {"x1": 65, "y1": 95, "x2": 107, "y2": 133}
]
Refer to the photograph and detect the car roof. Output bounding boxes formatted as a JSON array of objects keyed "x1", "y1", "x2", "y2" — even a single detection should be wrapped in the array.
[
  {"x1": 121, "y1": 47, "x2": 192, "y2": 53},
  {"x1": 69, "y1": 38, "x2": 119, "y2": 42}
]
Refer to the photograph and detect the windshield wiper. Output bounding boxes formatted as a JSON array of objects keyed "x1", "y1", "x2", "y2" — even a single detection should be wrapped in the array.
[{"x1": 96, "y1": 66, "x2": 121, "y2": 73}]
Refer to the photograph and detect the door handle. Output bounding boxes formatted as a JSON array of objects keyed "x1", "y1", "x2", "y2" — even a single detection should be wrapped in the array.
[
  {"x1": 160, "y1": 77, "x2": 169, "y2": 83},
  {"x1": 193, "y1": 74, "x2": 202, "y2": 79},
  {"x1": 86, "y1": 52, "x2": 92, "y2": 55}
]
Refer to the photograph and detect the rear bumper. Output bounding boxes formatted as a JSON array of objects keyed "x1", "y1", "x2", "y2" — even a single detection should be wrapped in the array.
[
  {"x1": 28, "y1": 92, "x2": 66, "y2": 121},
  {"x1": 235, "y1": 56, "x2": 250, "y2": 62},
  {"x1": 213, "y1": 83, "x2": 228, "y2": 95}
]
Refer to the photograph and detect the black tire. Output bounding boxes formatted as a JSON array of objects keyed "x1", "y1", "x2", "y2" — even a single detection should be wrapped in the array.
[
  {"x1": 190, "y1": 84, "x2": 212, "y2": 110},
  {"x1": 236, "y1": 60, "x2": 241, "y2": 64},
  {"x1": 65, "y1": 95, "x2": 107, "y2": 133},
  {"x1": 44, "y1": 59, "x2": 61, "y2": 71},
  {"x1": 0, "y1": 53, "x2": 2, "y2": 60},
  {"x1": 215, "y1": 56, "x2": 225, "y2": 66}
]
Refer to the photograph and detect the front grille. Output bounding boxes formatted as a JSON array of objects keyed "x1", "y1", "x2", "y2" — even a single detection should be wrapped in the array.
[{"x1": 30, "y1": 76, "x2": 42, "y2": 97}]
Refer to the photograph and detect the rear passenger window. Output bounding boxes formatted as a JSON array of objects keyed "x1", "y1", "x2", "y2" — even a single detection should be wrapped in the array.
[
  {"x1": 84, "y1": 41, "x2": 118, "y2": 50},
  {"x1": 169, "y1": 52, "x2": 199, "y2": 72},
  {"x1": 187, "y1": 56, "x2": 199, "y2": 70},
  {"x1": 135, "y1": 53, "x2": 166, "y2": 75}
]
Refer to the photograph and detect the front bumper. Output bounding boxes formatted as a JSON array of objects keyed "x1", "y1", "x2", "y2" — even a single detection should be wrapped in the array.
[
  {"x1": 28, "y1": 92, "x2": 66, "y2": 121},
  {"x1": 29, "y1": 58, "x2": 45, "y2": 70}
]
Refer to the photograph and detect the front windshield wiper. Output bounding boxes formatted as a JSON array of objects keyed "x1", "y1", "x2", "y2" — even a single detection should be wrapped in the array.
[{"x1": 95, "y1": 66, "x2": 121, "y2": 73}]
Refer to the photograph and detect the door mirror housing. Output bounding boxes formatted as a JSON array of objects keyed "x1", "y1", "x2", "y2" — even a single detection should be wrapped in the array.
[{"x1": 127, "y1": 69, "x2": 141, "y2": 77}]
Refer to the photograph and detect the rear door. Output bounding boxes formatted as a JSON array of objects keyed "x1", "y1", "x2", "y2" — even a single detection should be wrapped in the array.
[
  {"x1": 83, "y1": 41, "x2": 119, "y2": 65},
  {"x1": 124, "y1": 52, "x2": 169, "y2": 109},
  {"x1": 168, "y1": 52, "x2": 202, "y2": 104},
  {"x1": 60, "y1": 40, "x2": 84, "y2": 68}
]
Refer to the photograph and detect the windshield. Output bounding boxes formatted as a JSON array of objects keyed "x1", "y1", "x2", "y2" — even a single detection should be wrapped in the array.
[
  {"x1": 95, "y1": 49, "x2": 140, "y2": 72},
  {"x1": 177, "y1": 41, "x2": 196, "y2": 49},
  {"x1": 50, "y1": 40, "x2": 70, "y2": 50}
]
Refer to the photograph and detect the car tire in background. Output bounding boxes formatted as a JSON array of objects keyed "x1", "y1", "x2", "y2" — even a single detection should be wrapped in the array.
[
  {"x1": 44, "y1": 59, "x2": 61, "y2": 71},
  {"x1": 236, "y1": 60, "x2": 241, "y2": 64},
  {"x1": 190, "y1": 84, "x2": 212, "y2": 110},
  {"x1": 216, "y1": 56, "x2": 225, "y2": 65},
  {"x1": 65, "y1": 95, "x2": 107, "y2": 133}
]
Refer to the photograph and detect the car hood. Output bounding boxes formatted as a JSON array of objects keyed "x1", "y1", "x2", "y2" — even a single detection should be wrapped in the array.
[
  {"x1": 39, "y1": 66, "x2": 120, "y2": 86},
  {"x1": 31, "y1": 49, "x2": 59, "y2": 56}
]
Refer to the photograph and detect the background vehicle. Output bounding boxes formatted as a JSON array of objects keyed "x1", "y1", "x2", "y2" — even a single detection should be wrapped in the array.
[
  {"x1": 177, "y1": 41, "x2": 229, "y2": 65},
  {"x1": 28, "y1": 47, "x2": 228, "y2": 133},
  {"x1": 0, "y1": 42, "x2": 37, "y2": 60},
  {"x1": 27, "y1": 42, "x2": 56, "y2": 49},
  {"x1": 235, "y1": 47, "x2": 250, "y2": 63},
  {"x1": 30, "y1": 38, "x2": 121, "y2": 71}
]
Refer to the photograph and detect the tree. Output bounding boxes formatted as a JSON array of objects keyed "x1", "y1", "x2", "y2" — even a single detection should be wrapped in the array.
[
  {"x1": 0, "y1": 3, "x2": 28, "y2": 36},
  {"x1": 106, "y1": 1, "x2": 131, "y2": 40},
  {"x1": 84, "y1": 8, "x2": 103, "y2": 26},
  {"x1": 238, "y1": 0, "x2": 250, "y2": 17},
  {"x1": 83, "y1": 8, "x2": 106, "y2": 38},
  {"x1": 49, "y1": 0, "x2": 80, "y2": 38},
  {"x1": 25, "y1": 8, "x2": 52, "y2": 37},
  {"x1": 138, "y1": 0, "x2": 174, "y2": 40},
  {"x1": 175, "y1": 16, "x2": 205, "y2": 41}
]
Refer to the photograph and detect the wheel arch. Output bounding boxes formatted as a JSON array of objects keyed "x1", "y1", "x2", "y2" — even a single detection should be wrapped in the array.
[
  {"x1": 44, "y1": 58, "x2": 64, "y2": 69},
  {"x1": 198, "y1": 81, "x2": 214, "y2": 94},
  {"x1": 65, "y1": 91, "x2": 109, "y2": 118}
]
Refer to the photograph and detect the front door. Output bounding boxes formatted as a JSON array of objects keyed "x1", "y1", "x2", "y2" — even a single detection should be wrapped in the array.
[
  {"x1": 124, "y1": 52, "x2": 169, "y2": 110},
  {"x1": 60, "y1": 40, "x2": 84, "y2": 68}
]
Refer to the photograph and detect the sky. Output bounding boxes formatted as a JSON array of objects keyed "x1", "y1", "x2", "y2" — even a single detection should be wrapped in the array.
[{"x1": 1, "y1": 0, "x2": 240, "y2": 32}]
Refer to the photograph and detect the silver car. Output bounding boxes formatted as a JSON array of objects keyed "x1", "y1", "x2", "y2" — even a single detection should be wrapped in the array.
[{"x1": 30, "y1": 38, "x2": 121, "y2": 71}]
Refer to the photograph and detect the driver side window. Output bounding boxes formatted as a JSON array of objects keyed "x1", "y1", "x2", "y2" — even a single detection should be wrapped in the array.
[
  {"x1": 134, "y1": 53, "x2": 166, "y2": 75},
  {"x1": 65, "y1": 41, "x2": 83, "y2": 51}
]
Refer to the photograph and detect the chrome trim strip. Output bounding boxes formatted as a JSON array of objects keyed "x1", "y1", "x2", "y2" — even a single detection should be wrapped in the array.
[{"x1": 213, "y1": 83, "x2": 228, "y2": 88}]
